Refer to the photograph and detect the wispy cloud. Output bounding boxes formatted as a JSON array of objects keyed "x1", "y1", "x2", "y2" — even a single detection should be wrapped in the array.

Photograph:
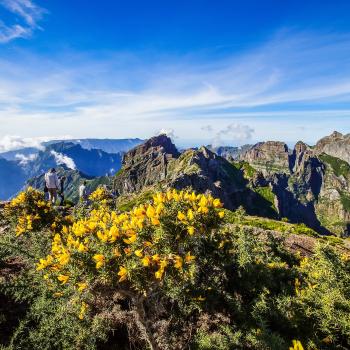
[
  {"x1": 0, "y1": 30, "x2": 350, "y2": 144},
  {"x1": 0, "y1": 135, "x2": 71, "y2": 152},
  {"x1": 50, "y1": 150, "x2": 76, "y2": 170},
  {"x1": 0, "y1": 0, "x2": 46, "y2": 43}
]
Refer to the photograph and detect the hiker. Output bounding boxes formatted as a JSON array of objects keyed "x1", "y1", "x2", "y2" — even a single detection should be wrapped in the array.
[
  {"x1": 58, "y1": 176, "x2": 66, "y2": 206},
  {"x1": 44, "y1": 168, "x2": 59, "y2": 204},
  {"x1": 79, "y1": 181, "x2": 88, "y2": 201}
]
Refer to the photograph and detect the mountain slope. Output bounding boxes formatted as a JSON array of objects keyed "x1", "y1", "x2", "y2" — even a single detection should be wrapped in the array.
[
  {"x1": 114, "y1": 135, "x2": 279, "y2": 219},
  {"x1": 26, "y1": 167, "x2": 111, "y2": 203},
  {"x1": 0, "y1": 158, "x2": 27, "y2": 199}
]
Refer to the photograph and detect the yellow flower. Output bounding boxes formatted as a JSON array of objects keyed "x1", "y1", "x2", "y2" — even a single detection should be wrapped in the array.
[
  {"x1": 177, "y1": 211, "x2": 186, "y2": 221},
  {"x1": 78, "y1": 301, "x2": 88, "y2": 320},
  {"x1": 134, "y1": 249, "x2": 143, "y2": 258},
  {"x1": 187, "y1": 226, "x2": 195, "y2": 235},
  {"x1": 155, "y1": 269, "x2": 164, "y2": 279},
  {"x1": 117, "y1": 266, "x2": 128, "y2": 282},
  {"x1": 151, "y1": 217, "x2": 160, "y2": 226},
  {"x1": 185, "y1": 252, "x2": 195, "y2": 264},
  {"x1": 146, "y1": 205, "x2": 156, "y2": 218},
  {"x1": 156, "y1": 203, "x2": 165, "y2": 215},
  {"x1": 289, "y1": 340, "x2": 304, "y2": 350},
  {"x1": 93, "y1": 254, "x2": 105, "y2": 269},
  {"x1": 198, "y1": 206, "x2": 209, "y2": 214},
  {"x1": 58, "y1": 251, "x2": 70, "y2": 266},
  {"x1": 213, "y1": 198, "x2": 223, "y2": 208},
  {"x1": 123, "y1": 234, "x2": 137, "y2": 244},
  {"x1": 187, "y1": 209, "x2": 194, "y2": 220},
  {"x1": 152, "y1": 254, "x2": 160, "y2": 262},
  {"x1": 218, "y1": 211, "x2": 225, "y2": 218},
  {"x1": 57, "y1": 274, "x2": 69, "y2": 285},
  {"x1": 142, "y1": 256, "x2": 151, "y2": 267},
  {"x1": 174, "y1": 256, "x2": 183, "y2": 269},
  {"x1": 77, "y1": 242, "x2": 88, "y2": 253},
  {"x1": 77, "y1": 282, "x2": 88, "y2": 292},
  {"x1": 198, "y1": 195, "x2": 208, "y2": 207},
  {"x1": 97, "y1": 230, "x2": 108, "y2": 242}
]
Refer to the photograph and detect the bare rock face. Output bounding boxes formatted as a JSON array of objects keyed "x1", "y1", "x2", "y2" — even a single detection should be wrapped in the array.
[
  {"x1": 240, "y1": 141, "x2": 290, "y2": 175},
  {"x1": 167, "y1": 146, "x2": 248, "y2": 209},
  {"x1": 314, "y1": 131, "x2": 350, "y2": 164},
  {"x1": 113, "y1": 135, "x2": 180, "y2": 195}
]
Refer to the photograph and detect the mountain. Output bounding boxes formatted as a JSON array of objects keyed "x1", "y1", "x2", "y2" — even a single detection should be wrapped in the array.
[
  {"x1": 0, "y1": 138, "x2": 143, "y2": 161},
  {"x1": 314, "y1": 131, "x2": 350, "y2": 164},
  {"x1": 238, "y1": 134, "x2": 350, "y2": 235},
  {"x1": 114, "y1": 135, "x2": 281, "y2": 219},
  {"x1": 26, "y1": 167, "x2": 111, "y2": 203},
  {"x1": 0, "y1": 140, "x2": 141, "y2": 200},
  {"x1": 114, "y1": 133, "x2": 350, "y2": 236},
  {"x1": 69, "y1": 138, "x2": 143, "y2": 153},
  {"x1": 206, "y1": 144, "x2": 252, "y2": 160},
  {"x1": 0, "y1": 157, "x2": 27, "y2": 199},
  {"x1": 23, "y1": 142, "x2": 122, "y2": 178}
]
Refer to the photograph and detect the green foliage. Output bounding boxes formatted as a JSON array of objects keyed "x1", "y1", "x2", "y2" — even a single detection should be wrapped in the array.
[
  {"x1": 340, "y1": 191, "x2": 350, "y2": 212},
  {"x1": 225, "y1": 210, "x2": 319, "y2": 237},
  {"x1": 254, "y1": 186, "x2": 277, "y2": 211},
  {"x1": 319, "y1": 153, "x2": 350, "y2": 178},
  {"x1": 0, "y1": 188, "x2": 349, "y2": 350}
]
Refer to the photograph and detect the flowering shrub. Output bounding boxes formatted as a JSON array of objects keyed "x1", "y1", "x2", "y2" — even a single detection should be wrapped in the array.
[
  {"x1": 35, "y1": 189, "x2": 225, "y2": 317},
  {"x1": 1, "y1": 187, "x2": 349, "y2": 350},
  {"x1": 88, "y1": 186, "x2": 114, "y2": 209},
  {"x1": 4, "y1": 187, "x2": 58, "y2": 235}
]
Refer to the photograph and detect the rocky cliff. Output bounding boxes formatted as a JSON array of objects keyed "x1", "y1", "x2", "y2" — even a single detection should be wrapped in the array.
[
  {"x1": 114, "y1": 135, "x2": 279, "y2": 218},
  {"x1": 314, "y1": 131, "x2": 350, "y2": 164},
  {"x1": 114, "y1": 132, "x2": 350, "y2": 236},
  {"x1": 239, "y1": 133, "x2": 350, "y2": 235}
]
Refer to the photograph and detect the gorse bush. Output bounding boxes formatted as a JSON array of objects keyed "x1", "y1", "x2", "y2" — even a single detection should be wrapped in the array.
[
  {"x1": 4, "y1": 187, "x2": 72, "y2": 236},
  {"x1": 0, "y1": 187, "x2": 349, "y2": 350}
]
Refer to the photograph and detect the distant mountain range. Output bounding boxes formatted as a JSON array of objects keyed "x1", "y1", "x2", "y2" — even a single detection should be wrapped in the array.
[{"x1": 0, "y1": 138, "x2": 143, "y2": 200}]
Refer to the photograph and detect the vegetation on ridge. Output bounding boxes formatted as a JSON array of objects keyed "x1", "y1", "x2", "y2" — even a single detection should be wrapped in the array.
[{"x1": 0, "y1": 187, "x2": 349, "y2": 350}]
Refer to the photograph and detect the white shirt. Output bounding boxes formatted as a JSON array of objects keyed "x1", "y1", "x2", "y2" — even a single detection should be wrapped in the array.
[
  {"x1": 79, "y1": 184, "x2": 87, "y2": 199},
  {"x1": 45, "y1": 172, "x2": 59, "y2": 189}
]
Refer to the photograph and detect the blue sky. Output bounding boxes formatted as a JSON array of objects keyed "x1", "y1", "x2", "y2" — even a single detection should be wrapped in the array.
[{"x1": 1, "y1": 0, "x2": 350, "y2": 149}]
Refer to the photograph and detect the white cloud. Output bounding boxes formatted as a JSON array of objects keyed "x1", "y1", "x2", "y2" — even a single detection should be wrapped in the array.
[
  {"x1": 0, "y1": 31, "x2": 350, "y2": 143},
  {"x1": 0, "y1": 135, "x2": 71, "y2": 152},
  {"x1": 50, "y1": 150, "x2": 76, "y2": 170},
  {"x1": 0, "y1": 0, "x2": 46, "y2": 43},
  {"x1": 14, "y1": 152, "x2": 37, "y2": 164},
  {"x1": 211, "y1": 123, "x2": 255, "y2": 147},
  {"x1": 157, "y1": 128, "x2": 177, "y2": 139}
]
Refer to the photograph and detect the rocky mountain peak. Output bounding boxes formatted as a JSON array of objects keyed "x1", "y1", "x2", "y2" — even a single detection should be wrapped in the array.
[
  {"x1": 294, "y1": 141, "x2": 309, "y2": 154},
  {"x1": 315, "y1": 131, "x2": 350, "y2": 164},
  {"x1": 122, "y1": 134, "x2": 179, "y2": 168},
  {"x1": 240, "y1": 141, "x2": 290, "y2": 175}
]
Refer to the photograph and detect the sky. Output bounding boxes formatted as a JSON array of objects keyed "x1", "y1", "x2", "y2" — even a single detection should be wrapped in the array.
[{"x1": 1, "y1": 0, "x2": 350, "y2": 149}]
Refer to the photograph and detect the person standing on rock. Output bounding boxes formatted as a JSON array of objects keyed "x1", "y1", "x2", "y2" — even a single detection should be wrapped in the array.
[
  {"x1": 44, "y1": 168, "x2": 59, "y2": 204},
  {"x1": 79, "y1": 180, "x2": 88, "y2": 201},
  {"x1": 58, "y1": 175, "x2": 66, "y2": 206}
]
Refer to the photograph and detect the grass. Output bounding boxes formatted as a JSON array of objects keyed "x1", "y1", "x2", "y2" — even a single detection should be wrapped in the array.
[
  {"x1": 224, "y1": 209, "x2": 319, "y2": 237},
  {"x1": 340, "y1": 192, "x2": 350, "y2": 212},
  {"x1": 116, "y1": 190, "x2": 155, "y2": 212},
  {"x1": 254, "y1": 186, "x2": 276, "y2": 209},
  {"x1": 319, "y1": 153, "x2": 350, "y2": 178}
]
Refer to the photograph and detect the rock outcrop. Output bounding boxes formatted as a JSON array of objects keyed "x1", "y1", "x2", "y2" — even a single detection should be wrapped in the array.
[
  {"x1": 314, "y1": 131, "x2": 350, "y2": 164},
  {"x1": 240, "y1": 141, "x2": 291, "y2": 175}
]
